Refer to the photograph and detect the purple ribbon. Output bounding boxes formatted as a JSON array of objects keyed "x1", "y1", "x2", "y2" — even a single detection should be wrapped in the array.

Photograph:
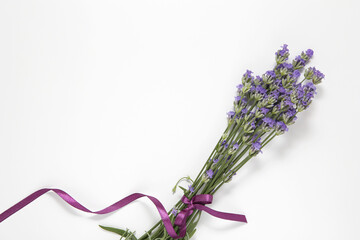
[{"x1": 0, "y1": 188, "x2": 247, "y2": 239}]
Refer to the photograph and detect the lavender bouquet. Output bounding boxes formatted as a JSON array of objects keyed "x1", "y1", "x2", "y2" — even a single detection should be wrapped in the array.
[
  {"x1": 0, "y1": 44, "x2": 324, "y2": 240},
  {"x1": 100, "y1": 44, "x2": 324, "y2": 240}
]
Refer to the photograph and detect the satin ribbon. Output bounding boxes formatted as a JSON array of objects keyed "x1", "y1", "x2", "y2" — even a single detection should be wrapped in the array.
[{"x1": 0, "y1": 188, "x2": 247, "y2": 239}]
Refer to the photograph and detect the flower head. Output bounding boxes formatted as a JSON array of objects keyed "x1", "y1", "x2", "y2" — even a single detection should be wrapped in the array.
[
  {"x1": 260, "y1": 107, "x2": 270, "y2": 115},
  {"x1": 311, "y1": 67, "x2": 325, "y2": 84},
  {"x1": 286, "y1": 107, "x2": 297, "y2": 117},
  {"x1": 292, "y1": 70, "x2": 300, "y2": 79},
  {"x1": 303, "y1": 82, "x2": 317, "y2": 99},
  {"x1": 227, "y1": 111, "x2": 235, "y2": 119},
  {"x1": 283, "y1": 63, "x2": 293, "y2": 69},
  {"x1": 262, "y1": 117, "x2": 276, "y2": 128},
  {"x1": 249, "y1": 137, "x2": 262, "y2": 155},
  {"x1": 266, "y1": 70, "x2": 276, "y2": 78},
  {"x1": 295, "y1": 55, "x2": 306, "y2": 66},
  {"x1": 206, "y1": 169, "x2": 214, "y2": 179},
  {"x1": 236, "y1": 84, "x2": 243, "y2": 90},
  {"x1": 252, "y1": 141, "x2": 262, "y2": 151},
  {"x1": 172, "y1": 208, "x2": 178, "y2": 216},
  {"x1": 306, "y1": 49, "x2": 314, "y2": 58},
  {"x1": 276, "y1": 121, "x2": 288, "y2": 134},
  {"x1": 242, "y1": 70, "x2": 254, "y2": 83},
  {"x1": 276, "y1": 44, "x2": 289, "y2": 57},
  {"x1": 221, "y1": 140, "x2": 229, "y2": 149},
  {"x1": 256, "y1": 85, "x2": 267, "y2": 95},
  {"x1": 233, "y1": 143, "x2": 239, "y2": 150},
  {"x1": 275, "y1": 44, "x2": 290, "y2": 64}
]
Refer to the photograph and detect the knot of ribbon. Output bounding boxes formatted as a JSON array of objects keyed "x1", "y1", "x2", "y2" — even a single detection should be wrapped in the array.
[
  {"x1": 174, "y1": 194, "x2": 212, "y2": 228},
  {"x1": 172, "y1": 194, "x2": 247, "y2": 238},
  {"x1": 0, "y1": 189, "x2": 247, "y2": 239}
]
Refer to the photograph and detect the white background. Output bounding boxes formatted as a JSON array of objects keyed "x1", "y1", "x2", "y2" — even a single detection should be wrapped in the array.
[{"x1": 0, "y1": 0, "x2": 359, "y2": 239}]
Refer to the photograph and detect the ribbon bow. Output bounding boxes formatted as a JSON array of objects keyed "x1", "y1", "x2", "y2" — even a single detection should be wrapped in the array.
[
  {"x1": 173, "y1": 194, "x2": 246, "y2": 238},
  {"x1": 175, "y1": 195, "x2": 212, "y2": 226},
  {"x1": 0, "y1": 189, "x2": 247, "y2": 239}
]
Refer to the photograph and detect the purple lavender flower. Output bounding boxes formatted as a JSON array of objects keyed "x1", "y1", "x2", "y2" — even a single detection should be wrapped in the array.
[
  {"x1": 263, "y1": 117, "x2": 275, "y2": 128},
  {"x1": 295, "y1": 84, "x2": 305, "y2": 99},
  {"x1": 270, "y1": 90, "x2": 280, "y2": 100},
  {"x1": 227, "y1": 111, "x2": 235, "y2": 119},
  {"x1": 266, "y1": 70, "x2": 276, "y2": 78},
  {"x1": 304, "y1": 82, "x2": 316, "y2": 91},
  {"x1": 275, "y1": 44, "x2": 290, "y2": 64},
  {"x1": 276, "y1": 121, "x2": 288, "y2": 134},
  {"x1": 306, "y1": 49, "x2": 314, "y2": 58},
  {"x1": 283, "y1": 96, "x2": 294, "y2": 108},
  {"x1": 250, "y1": 84, "x2": 256, "y2": 93},
  {"x1": 241, "y1": 108, "x2": 248, "y2": 114},
  {"x1": 242, "y1": 70, "x2": 254, "y2": 83},
  {"x1": 206, "y1": 169, "x2": 214, "y2": 179},
  {"x1": 252, "y1": 141, "x2": 262, "y2": 151},
  {"x1": 188, "y1": 185, "x2": 195, "y2": 193},
  {"x1": 274, "y1": 78, "x2": 282, "y2": 86},
  {"x1": 233, "y1": 143, "x2": 239, "y2": 150},
  {"x1": 221, "y1": 140, "x2": 229, "y2": 149},
  {"x1": 236, "y1": 84, "x2": 243, "y2": 90},
  {"x1": 250, "y1": 137, "x2": 262, "y2": 155},
  {"x1": 306, "y1": 92, "x2": 315, "y2": 99},
  {"x1": 172, "y1": 208, "x2": 178, "y2": 216},
  {"x1": 278, "y1": 86, "x2": 286, "y2": 94},
  {"x1": 312, "y1": 68, "x2": 325, "y2": 84},
  {"x1": 295, "y1": 55, "x2": 306, "y2": 66},
  {"x1": 283, "y1": 63, "x2": 293, "y2": 69},
  {"x1": 251, "y1": 134, "x2": 258, "y2": 140},
  {"x1": 242, "y1": 97, "x2": 248, "y2": 105},
  {"x1": 303, "y1": 82, "x2": 317, "y2": 99},
  {"x1": 213, "y1": 158, "x2": 219, "y2": 164},
  {"x1": 276, "y1": 44, "x2": 289, "y2": 57},
  {"x1": 314, "y1": 70, "x2": 324, "y2": 79},
  {"x1": 235, "y1": 96, "x2": 242, "y2": 103},
  {"x1": 292, "y1": 70, "x2": 300, "y2": 79},
  {"x1": 256, "y1": 85, "x2": 267, "y2": 94},
  {"x1": 286, "y1": 107, "x2": 297, "y2": 117},
  {"x1": 260, "y1": 107, "x2": 270, "y2": 115},
  {"x1": 244, "y1": 70, "x2": 253, "y2": 76}
]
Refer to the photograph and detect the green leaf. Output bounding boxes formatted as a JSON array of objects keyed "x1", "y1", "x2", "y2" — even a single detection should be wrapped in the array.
[
  {"x1": 99, "y1": 225, "x2": 137, "y2": 240},
  {"x1": 179, "y1": 186, "x2": 188, "y2": 195},
  {"x1": 188, "y1": 229, "x2": 197, "y2": 239},
  {"x1": 184, "y1": 212, "x2": 201, "y2": 240}
]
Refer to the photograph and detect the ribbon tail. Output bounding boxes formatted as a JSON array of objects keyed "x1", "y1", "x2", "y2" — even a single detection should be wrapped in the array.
[
  {"x1": 0, "y1": 188, "x2": 53, "y2": 223},
  {"x1": 194, "y1": 204, "x2": 247, "y2": 223},
  {"x1": 0, "y1": 188, "x2": 186, "y2": 239}
]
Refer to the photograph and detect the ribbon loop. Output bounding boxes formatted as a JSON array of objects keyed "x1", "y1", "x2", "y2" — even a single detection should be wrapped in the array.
[{"x1": 174, "y1": 194, "x2": 216, "y2": 235}]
